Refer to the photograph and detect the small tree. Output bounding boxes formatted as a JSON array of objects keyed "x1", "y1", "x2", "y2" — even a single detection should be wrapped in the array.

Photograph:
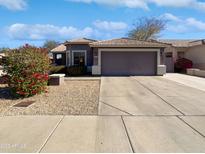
[
  {"x1": 3, "y1": 45, "x2": 50, "y2": 98},
  {"x1": 43, "y1": 40, "x2": 59, "y2": 51},
  {"x1": 128, "y1": 17, "x2": 166, "y2": 41}
]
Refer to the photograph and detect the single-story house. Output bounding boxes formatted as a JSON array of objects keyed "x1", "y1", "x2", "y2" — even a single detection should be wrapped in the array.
[
  {"x1": 51, "y1": 38, "x2": 169, "y2": 76},
  {"x1": 159, "y1": 39, "x2": 205, "y2": 72}
]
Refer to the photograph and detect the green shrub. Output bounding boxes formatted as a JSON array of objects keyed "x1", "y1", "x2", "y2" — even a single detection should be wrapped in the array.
[
  {"x1": 67, "y1": 66, "x2": 87, "y2": 76},
  {"x1": 49, "y1": 65, "x2": 66, "y2": 74},
  {"x1": 2, "y1": 44, "x2": 50, "y2": 98}
]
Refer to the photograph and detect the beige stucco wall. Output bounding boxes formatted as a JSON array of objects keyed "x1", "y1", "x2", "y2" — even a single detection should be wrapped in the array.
[
  {"x1": 164, "y1": 47, "x2": 177, "y2": 72},
  {"x1": 185, "y1": 45, "x2": 205, "y2": 70},
  {"x1": 164, "y1": 46, "x2": 178, "y2": 61}
]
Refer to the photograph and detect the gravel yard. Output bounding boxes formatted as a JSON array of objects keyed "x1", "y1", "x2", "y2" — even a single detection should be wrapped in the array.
[{"x1": 0, "y1": 80, "x2": 100, "y2": 116}]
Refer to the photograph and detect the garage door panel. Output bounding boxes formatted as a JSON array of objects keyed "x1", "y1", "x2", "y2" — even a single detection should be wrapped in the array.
[
  {"x1": 102, "y1": 52, "x2": 129, "y2": 75},
  {"x1": 129, "y1": 52, "x2": 157, "y2": 75},
  {"x1": 101, "y1": 52, "x2": 157, "y2": 76}
]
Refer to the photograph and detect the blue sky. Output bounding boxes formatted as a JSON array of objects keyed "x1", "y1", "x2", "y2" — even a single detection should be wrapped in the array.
[{"x1": 0, "y1": 0, "x2": 205, "y2": 48}]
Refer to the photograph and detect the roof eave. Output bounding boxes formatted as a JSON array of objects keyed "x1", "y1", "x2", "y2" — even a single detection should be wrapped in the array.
[
  {"x1": 50, "y1": 51, "x2": 66, "y2": 53},
  {"x1": 64, "y1": 42, "x2": 91, "y2": 45},
  {"x1": 89, "y1": 45, "x2": 168, "y2": 48}
]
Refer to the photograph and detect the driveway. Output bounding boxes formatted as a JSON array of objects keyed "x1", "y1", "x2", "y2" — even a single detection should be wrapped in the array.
[
  {"x1": 163, "y1": 73, "x2": 205, "y2": 92},
  {"x1": 99, "y1": 77, "x2": 180, "y2": 115},
  {"x1": 99, "y1": 76, "x2": 205, "y2": 115},
  {"x1": 135, "y1": 76, "x2": 205, "y2": 115}
]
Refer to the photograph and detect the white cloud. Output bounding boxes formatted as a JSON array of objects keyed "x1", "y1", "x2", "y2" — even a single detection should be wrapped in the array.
[
  {"x1": 93, "y1": 20, "x2": 127, "y2": 31},
  {"x1": 162, "y1": 13, "x2": 182, "y2": 22},
  {"x1": 151, "y1": 0, "x2": 205, "y2": 11},
  {"x1": 6, "y1": 20, "x2": 129, "y2": 41},
  {"x1": 186, "y1": 18, "x2": 205, "y2": 30},
  {"x1": 0, "y1": 0, "x2": 26, "y2": 11},
  {"x1": 163, "y1": 13, "x2": 205, "y2": 33},
  {"x1": 67, "y1": 0, "x2": 205, "y2": 11},
  {"x1": 7, "y1": 23, "x2": 94, "y2": 40},
  {"x1": 67, "y1": 0, "x2": 149, "y2": 10},
  {"x1": 151, "y1": 0, "x2": 193, "y2": 8}
]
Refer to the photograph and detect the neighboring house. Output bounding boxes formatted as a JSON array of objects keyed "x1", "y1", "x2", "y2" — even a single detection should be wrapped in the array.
[
  {"x1": 51, "y1": 44, "x2": 67, "y2": 65},
  {"x1": 159, "y1": 39, "x2": 205, "y2": 72},
  {"x1": 51, "y1": 38, "x2": 168, "y2": 76}
]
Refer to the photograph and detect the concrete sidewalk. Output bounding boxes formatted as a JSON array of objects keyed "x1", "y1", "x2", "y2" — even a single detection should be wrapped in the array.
[{"x1": 0, "y1": 115, "x2": 205, "y2": 153}]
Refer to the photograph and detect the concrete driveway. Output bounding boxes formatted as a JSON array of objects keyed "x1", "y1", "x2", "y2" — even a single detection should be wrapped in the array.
[
  {"x1": 99, "y1": 77, "x2": 180, "y2": 115},
  {"x1": 99, "y1": 76, "x2": 205, "y2": 115},
  {"x1": 163, "y1": 73, "x2": 205, "y2": 92}
]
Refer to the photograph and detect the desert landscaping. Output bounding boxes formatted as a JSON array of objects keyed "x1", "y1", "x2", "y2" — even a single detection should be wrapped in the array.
[{"x1": 0, "y1": 80, "x2": 100, "y2": 116}]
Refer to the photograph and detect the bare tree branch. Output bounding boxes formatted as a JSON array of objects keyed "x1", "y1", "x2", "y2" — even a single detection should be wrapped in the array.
[{"x1": 128, "y1": 17, "x2": 166, "y2": 41}]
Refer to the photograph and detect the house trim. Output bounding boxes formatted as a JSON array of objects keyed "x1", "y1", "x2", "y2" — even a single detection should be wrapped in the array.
[{"x1": 66, "y1": 50, "x2": 70, "y2": 66}]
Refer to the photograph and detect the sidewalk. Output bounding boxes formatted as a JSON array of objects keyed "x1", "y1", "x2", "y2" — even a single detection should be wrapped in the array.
[{"x1": 0, "y1": 115, "x2": 205, "y2": 153}]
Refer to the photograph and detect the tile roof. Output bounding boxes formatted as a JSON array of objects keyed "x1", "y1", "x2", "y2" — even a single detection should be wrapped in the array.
[
  {"x1": 90, "y1": 38, "x2": 169, "y2": 48},
  {"x1": 189, "y1": 40, "x2": 205, "y2": 46},
  {"x1": 65, "y1": 38, "x2": 97, "y2": 45},
  {"x1": 50, "y1": 44, "x2": 66, "y2": 52},
  {"x1": 159, "y1": 39, "x2": 195, "y2": 47},
  {"x1": 159, "y1": 39, "x2": 205, "y2": 47}
]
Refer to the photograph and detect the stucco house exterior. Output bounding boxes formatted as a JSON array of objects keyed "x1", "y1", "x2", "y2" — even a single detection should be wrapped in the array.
[
  {"x1": 160, "y1": 39, "x2": 205, "y2": 72},
  {"x1": 51, "y1": 38, "x2": 168, "y2": 76}
]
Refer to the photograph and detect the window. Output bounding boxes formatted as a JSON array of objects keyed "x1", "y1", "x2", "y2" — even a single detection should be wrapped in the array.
[
  {"x1": 165, "y1": 52, "x2": 173, "y2": 58},
  {"x1": 55, "y1": 53, "x2": 66, "y2": 65},
  {"x1": 56, "y1": 54, "x2": 62, "y2": 59},
  {"x1": 72, "y1": 51, "x2": 86, "y2": 66}
]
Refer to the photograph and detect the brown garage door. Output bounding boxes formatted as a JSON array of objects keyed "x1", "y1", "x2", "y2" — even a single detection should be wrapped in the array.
[{"x1": 101, "y1": 51, "x2": 157, "y2": 76}]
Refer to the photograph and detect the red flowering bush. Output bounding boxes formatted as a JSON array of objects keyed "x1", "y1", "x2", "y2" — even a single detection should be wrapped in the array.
[
  {"x1": 2, "y1": 45, "x2": 50, "y2": 97},
  {"x1": 0, "y1": 75, "x2": 8, "y2": 84},
  {"x1": 175, "y1": 58, "x2": 193, "y2": 73}
]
